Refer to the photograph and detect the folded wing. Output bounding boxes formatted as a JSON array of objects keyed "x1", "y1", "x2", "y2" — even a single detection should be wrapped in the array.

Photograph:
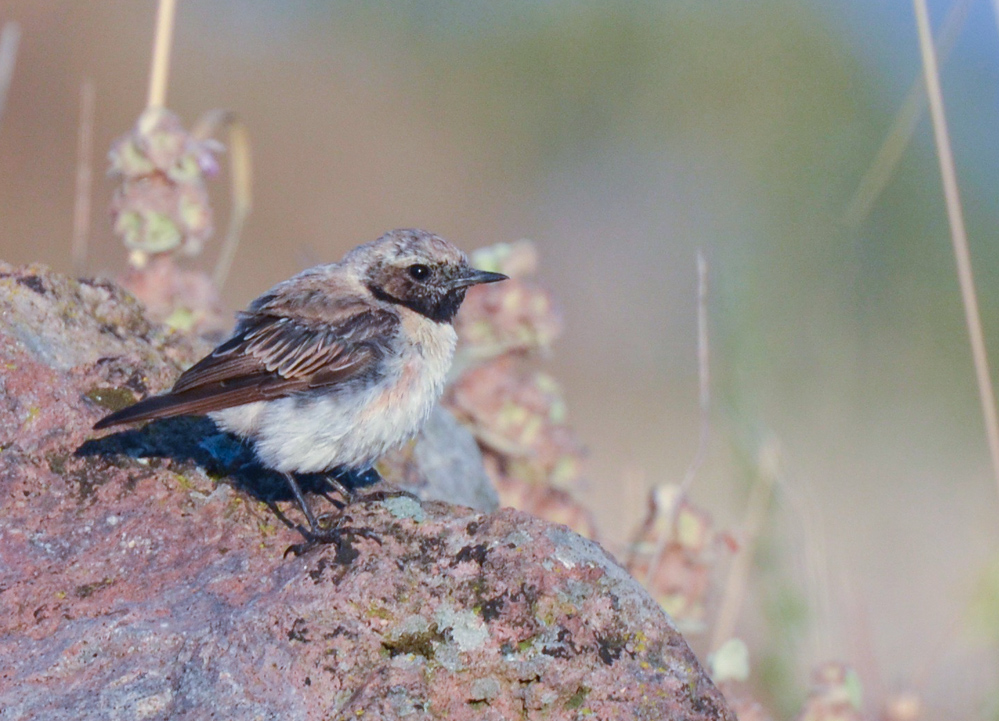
[{"x1": 93, "y1": 304, "x2": 398, "y2": 429}]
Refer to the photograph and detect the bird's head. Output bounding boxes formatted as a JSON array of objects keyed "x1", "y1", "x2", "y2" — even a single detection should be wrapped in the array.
[{"x1": 354, "y1": 229, "x2": 508, "y2": 323}]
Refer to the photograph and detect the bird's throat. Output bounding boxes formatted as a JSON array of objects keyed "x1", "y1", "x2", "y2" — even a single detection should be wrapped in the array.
[{"x1": 367, "y1": 284, "x2": 463, "y2": 324}]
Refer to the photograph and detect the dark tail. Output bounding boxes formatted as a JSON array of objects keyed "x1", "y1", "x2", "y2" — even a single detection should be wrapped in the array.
[
  {"x1": 92, "y1": 378, "x2": 269, "y2": 431},
  {"x1": 93, "y1": 393, "x2": 200, "y2": 430}
]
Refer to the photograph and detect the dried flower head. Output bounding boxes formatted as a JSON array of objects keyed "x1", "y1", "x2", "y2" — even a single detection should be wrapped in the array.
[
  {"x1": 455, "y1": 240, "x2": 562, "y2": 364},
  {"x1": 447, "y1": 239, "x2": 591, "y2": 537},
  {"x1": 117, "y1": 255, "x2": 225, "y2": 335},
  {"x1": 108, "y1": 107, "x2": 222, "y2": 266},
  {"x1": 627, "y1": 485, "x2": 735, "y2": 631},
  {"x1": 445, "y1": 356, "x2": 584, "y2": 490}
]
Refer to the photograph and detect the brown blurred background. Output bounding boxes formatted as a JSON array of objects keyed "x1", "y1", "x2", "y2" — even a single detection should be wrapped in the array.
[{"x1": 2, "y1": 0, "x2": 998, "y2": 716}]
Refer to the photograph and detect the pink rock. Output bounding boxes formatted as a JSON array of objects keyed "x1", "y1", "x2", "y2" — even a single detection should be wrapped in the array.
[{"x1": 0, "y1": 263, "x2": 734, "y2": 720}]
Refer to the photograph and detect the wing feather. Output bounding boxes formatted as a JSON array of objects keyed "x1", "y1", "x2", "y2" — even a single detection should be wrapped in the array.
[{"x1": 94, "y1": 304, "x2": 399, "y2": 430}]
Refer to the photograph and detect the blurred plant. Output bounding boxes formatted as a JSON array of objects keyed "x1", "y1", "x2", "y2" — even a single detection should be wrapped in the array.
[
  {"x1": 710, "y1": 638, "x2": 774, "y2": 721},
  {"x1": 109, "y1": 108, "x2": 234, "y2": 335},
  {"x1": 108, "y1": 107, "x2": 251, "y2": 335},
  {"x1": 453, "y1": 240, "x2": 561, "y2": 366},
  {"x1": 879, "y1": 692, "x2": 922, "y2": 721},
  {"x1": 116, "y1": 253, "x2": 225, "y2": 335},
  {"x1": 104, "y1": 0, "x2": 252, "y2": 336},
  {"x1": 490, "y1": 472, "x2": 597, "y2": 540},
  {"x1": 109, "y1": 107, "x2": 221, "y2": 266},
  {"x1": 794, "y1": 663, "x2": 865, "y2": 721},
  {"x1": 447, "y1": 358, "x2": 582, "y2": 488},
  {"x1": 913, "y1": 0, "x2": 999, "y2": 503},
  {"x1": 626, "y1": 484, "x2": 736, "y2": 633},
  {"x1": 445, "y1": 240, "x2": 593, "y2": 538}
]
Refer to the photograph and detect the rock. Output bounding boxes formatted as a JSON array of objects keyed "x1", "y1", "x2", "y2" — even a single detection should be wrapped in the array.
[
  {"x1": 0, "y1": 262, "x2": 210, "y2": 452},
  {"x1": 392, "y1": 405, "x2": 500, "y2": 512},
  {"x1": 0, "y1": 263, "x2": 734, "y2": 719}
]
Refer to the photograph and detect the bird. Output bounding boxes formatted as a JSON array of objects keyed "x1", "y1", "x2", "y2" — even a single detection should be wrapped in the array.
[{"x1": 94, "y1": 228, "x2": 508, "y2": 548}]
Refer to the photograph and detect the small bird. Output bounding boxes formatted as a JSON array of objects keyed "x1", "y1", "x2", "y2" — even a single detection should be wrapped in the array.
[{"x1": 94, "y1": 228, "x2": 507, "y2": 545}]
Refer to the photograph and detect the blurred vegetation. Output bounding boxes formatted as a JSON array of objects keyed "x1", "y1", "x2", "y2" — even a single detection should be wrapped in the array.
[{"x1": 284, "y1": 0, "x2": 999, "y2": 429}]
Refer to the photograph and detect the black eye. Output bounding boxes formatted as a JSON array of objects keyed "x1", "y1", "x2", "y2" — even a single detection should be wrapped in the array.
[{"x1": 408, "y1": 264, "x2": 431, "y2": 281}]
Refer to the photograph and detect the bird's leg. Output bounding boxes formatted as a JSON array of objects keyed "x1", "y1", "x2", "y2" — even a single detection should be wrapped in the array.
[
  {"x1": 355, "y1": 487, "x2": 421, "y2": 504},
  {"x1": 280, "y1": 471, "x2": 380, "y2": 556},
  {"x1": 283, "y1": 520, "x2": 382, "y2": 558},
  {"x1": 322, "y1": 472, "x2": 357, "y2": 505},
  {"x1": 281, "y1": 471, "x2": 322, "y2": 535},
  {"x1": 338, "y1": 467, "x2": 420, "y2": 505},
  {"x1": 279, "y1": 468, "x2": 419, "y2": 557},
  {"x1": 312, "y1": 473, "x2": 353, "y2": 533}
]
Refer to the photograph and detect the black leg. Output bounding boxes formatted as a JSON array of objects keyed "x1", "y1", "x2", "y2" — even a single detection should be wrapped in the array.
[
  {"x1": 282, "y1": 471, "x2": 321, "y2": 534},
  {"x1": 324, "y1": 466, "x2": 382, "y2": 498},
  {"x1": 355, "y1": 487, "x2": 421, "y2": 504},
  {"x1": 280, "y1": 471, "x2": 381, "y2": 557},
  {"x1": 328, "y1": 466, "x2": 420, "y2": 506},
  {"x1": 278, "y1": 467, "x2": 423, "y2": 557},
  {"x1": 322, "y1": 473, "x2": 356, "y2": 504}
]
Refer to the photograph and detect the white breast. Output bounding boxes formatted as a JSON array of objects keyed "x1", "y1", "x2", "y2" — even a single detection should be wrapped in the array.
[{"x1": 210, "y1": 313, "x2": 457, "y2": 474}]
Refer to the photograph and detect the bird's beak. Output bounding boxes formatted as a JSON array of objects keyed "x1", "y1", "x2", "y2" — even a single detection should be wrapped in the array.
[{"x1": 449, "y1": 268, "x2": 509, "y2": 290}]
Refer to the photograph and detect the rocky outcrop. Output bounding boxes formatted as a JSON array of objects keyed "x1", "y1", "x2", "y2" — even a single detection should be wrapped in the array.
[{"x1": 0, "y1": 262, "x2": 733, "y2": 720}]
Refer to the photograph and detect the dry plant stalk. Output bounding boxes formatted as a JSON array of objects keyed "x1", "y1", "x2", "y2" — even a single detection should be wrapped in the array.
[
  {"x1": 913, "y1": 0, "x2": 999, "y2": 503},
  {"x1": 192, "y1": 110, "x2": 253, "y2": 291},
  {"x1": 844, "y1": 0, "x2": 973, "y2": 226},
  {"x1": 147, "y1": 0, "x2": 177, "y2": 109},
  {"x1": 710, "y1": 440, "x2": 779, "y2": 653},
  {"x1": 644, "y1": 251, "x2": 711, "y2": 587},
  {"x1": 0, "y1": 21, "x2": 21, "y2": 129}
]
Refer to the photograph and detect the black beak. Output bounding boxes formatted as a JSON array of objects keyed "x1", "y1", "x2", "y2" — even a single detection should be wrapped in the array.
[{"x1": 449, "y1": 268, "x2": 509, "y2": 290}]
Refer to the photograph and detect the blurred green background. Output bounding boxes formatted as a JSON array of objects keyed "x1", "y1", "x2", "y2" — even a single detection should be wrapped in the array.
[{"x1": 1, "y1": 0, "x2": 998, "y2": 716}]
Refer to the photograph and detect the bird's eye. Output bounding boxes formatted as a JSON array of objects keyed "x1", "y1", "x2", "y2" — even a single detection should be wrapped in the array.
[{"x1": 408, "y1": 264, "x2": 431, "y2": 281}]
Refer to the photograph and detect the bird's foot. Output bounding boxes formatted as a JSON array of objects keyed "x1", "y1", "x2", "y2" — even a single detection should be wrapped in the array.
[
  {"x1": 322, "y1": 474, "x2": 356, "y2": 505},
  {"x1": 278, "y1": 469, "x2": 417, "y2": 557},
  {"x1": 353, "y1": 488, "x2": 420, "y2": 505},
  {"x1": 284, "y1": 513, "x2": 382, "y2": 558},
  {"x1": 323, "y1": 468, "x2": 419, "y2": 507}
]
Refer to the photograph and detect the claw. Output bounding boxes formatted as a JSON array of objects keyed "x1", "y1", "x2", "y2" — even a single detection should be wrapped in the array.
[
  {"x1": 283, "y1": 523, "x2": 382, "y2": 558},
  {"x1": 355, "y1": 488, "x2": 420, "y2": 504},
  {"x1": 277, "y1": 469, "x2": 404, "y2": 558},
  {"x1": 322, "y1": 474, "x2": 356, "y2": 504}
]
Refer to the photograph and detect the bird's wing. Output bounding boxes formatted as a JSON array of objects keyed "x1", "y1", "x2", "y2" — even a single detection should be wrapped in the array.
[{"x1": 93, "y1": 304, "x2": 399, "y2": 429}]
